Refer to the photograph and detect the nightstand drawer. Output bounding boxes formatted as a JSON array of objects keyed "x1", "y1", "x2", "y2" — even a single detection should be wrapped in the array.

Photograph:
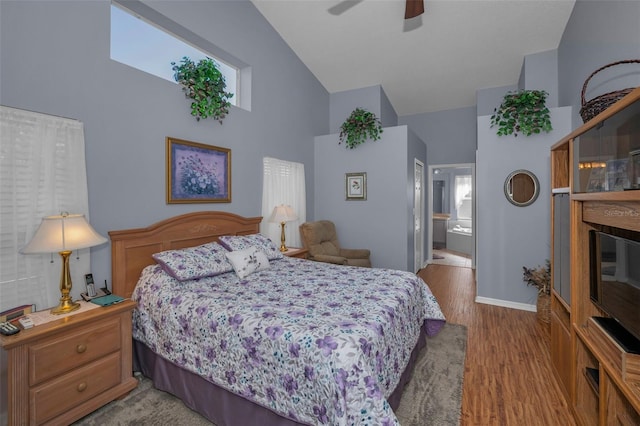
[
  {"x1": 30, "y1": 317, "x2": 121, "y2": 385},
  {"x1": 2, "y1": 300, "x2": 137, "y2": 425},
  {"x1": 31, "y1": 351, "x2": 121, "y2": 424}
]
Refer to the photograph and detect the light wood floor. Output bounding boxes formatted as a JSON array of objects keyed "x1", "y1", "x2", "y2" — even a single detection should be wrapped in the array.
[
  {"x1": 418, "y1": 264, "x2": 577, "y2": 425},
  {"x1": 431, "y1": 248, "x2": 473, "y2": 268}
]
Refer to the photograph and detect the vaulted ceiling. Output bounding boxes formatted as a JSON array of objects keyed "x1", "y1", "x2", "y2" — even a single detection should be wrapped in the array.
[{"x1": 252, "y1": 0, "x2": 576, "y2": 116}]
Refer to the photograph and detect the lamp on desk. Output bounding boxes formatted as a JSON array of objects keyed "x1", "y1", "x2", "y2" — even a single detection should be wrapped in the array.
[
  {"x1": 269, "y1": 205, "x2": 298, "y2": 252},
  {"x1": 21, "y1": 213, "x2": 107, "y2": 314}
]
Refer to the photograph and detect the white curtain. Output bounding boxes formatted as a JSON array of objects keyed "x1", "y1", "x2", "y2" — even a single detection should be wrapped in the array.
[
  {"x1": 455, "y1": 175, "x2": 473, "y2": 220},
  {"x1": 0, "y1": 106, "x2": 90, "y2": 312},
  {"x1": 261, "y1": 157, "x2": 306, "y2": 248}
]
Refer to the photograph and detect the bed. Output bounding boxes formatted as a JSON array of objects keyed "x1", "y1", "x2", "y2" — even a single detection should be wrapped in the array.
[{"x1": 110, "y1": 211, "x2": 446, "y2": 426}]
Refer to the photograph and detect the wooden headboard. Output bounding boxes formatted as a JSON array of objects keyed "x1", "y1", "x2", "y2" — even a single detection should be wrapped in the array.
[{"x1": 109, "y1": 211, "x2": 261, "y2": 298}]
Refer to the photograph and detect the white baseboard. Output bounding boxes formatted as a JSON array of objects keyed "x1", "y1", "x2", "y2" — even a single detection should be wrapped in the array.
[{"x1": 475, "y1": 296, "x2": 537, "y2": 312}]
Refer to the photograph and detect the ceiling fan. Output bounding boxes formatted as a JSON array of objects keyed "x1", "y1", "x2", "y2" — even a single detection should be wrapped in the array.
[
  {"x1": 328, "y1": 0, "x2": 424, "y2": 20},
  {"x1": 404, "y1": 0, "x2": 424, "y2": 19}
]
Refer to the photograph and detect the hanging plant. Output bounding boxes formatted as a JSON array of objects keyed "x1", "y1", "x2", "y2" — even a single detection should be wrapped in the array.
[
  {"x1": 490, "y1": 90, "x2": 552, "y2": 137},
  {"x1": 339, "y1": 108, "x2": 383, "y2": 149},
  {"x1": 171, "y1": 56, "x2": 233, "y2": 124}
]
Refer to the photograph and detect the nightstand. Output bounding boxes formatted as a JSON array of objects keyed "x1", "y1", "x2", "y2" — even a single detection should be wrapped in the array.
[
  {"x1": 0, "y1": 299, "x2": 138, "y2": 425},
  {"x1": 283, "y1": 247, "x2": 308, "y2": 259}
]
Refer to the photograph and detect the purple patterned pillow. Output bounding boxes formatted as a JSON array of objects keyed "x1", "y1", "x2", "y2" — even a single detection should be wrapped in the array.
[
  {"x1": 218, "y1": 233, "x2": 283, "y2": 260},
  {"x1": 152, "y1": 242, "x2": 233, "y2": 281}
]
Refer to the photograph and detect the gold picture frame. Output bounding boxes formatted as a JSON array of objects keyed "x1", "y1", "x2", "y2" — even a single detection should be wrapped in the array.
[
  {"x1": 346, "y1": 172, "x2": 367, "y2": 200},
  {"x1": 166, "y1": 137, "x2": 231, "y2": 204}
]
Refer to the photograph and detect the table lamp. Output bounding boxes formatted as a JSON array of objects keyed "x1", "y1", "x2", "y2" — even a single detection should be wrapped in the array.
[
  {"x1": 21, "y1": 213, "x2": 107, "y2": 314},
  {"x1": 269, "y1": 205, "x2": 298, "y2": 252}
]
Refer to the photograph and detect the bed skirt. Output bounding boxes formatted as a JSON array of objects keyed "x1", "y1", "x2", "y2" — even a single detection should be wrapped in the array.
[{"x1": 133, "y1": 324, "x2": 429, "y2": 426}]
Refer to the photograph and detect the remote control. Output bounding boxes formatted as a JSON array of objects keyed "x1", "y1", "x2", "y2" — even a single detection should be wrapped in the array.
[{"x1": 0, "y1": 321, "x2": 20, "y2": 336}]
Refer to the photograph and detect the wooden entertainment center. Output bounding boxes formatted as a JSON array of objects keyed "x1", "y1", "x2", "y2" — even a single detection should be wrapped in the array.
[{"x1": 550, "y1": 87, "x2": 640, "y2": 425}]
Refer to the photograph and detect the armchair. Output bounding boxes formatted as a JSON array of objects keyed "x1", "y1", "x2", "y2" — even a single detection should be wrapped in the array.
[{"x1": 299, "y1": 220, "x2": 371, "y2": 267}]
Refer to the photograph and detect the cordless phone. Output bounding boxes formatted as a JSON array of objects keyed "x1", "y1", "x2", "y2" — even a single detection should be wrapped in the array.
[{"x1": 85, "y1": 273, "x2": 97, "y2": 297}]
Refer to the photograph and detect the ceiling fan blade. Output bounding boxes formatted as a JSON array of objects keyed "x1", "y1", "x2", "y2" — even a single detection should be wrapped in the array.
[{"x1": 404, "y1": 0, "x2": 424, "y2": 19}]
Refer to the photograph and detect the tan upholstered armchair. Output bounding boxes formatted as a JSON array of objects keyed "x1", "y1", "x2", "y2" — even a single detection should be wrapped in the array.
[{"x1": 299, "y1": 220, "x2": 371, "y2": 267}]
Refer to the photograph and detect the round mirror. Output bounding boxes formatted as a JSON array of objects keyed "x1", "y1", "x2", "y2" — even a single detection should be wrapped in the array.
[{"x1": 504, "y1": 170, "x2": 540, "y2": 207}]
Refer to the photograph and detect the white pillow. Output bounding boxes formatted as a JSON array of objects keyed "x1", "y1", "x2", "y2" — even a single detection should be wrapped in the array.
[
  {"x1": 225, "y1": 246, "x2": 270, "y2": 279},
  {"x1": 219, "y1": 233, "x2": 284, "y2": 260}
]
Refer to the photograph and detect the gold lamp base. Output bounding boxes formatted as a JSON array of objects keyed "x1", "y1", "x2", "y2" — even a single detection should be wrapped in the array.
[
  {"x1": 279, "y1": 221, "x2": 288, "y2": 252},
  {"x1": 51, "y1": 299, "x2": 81, "y2": 315},
  {"x1": 50, "y1": 250, "x2": 81, "y2": 315}
]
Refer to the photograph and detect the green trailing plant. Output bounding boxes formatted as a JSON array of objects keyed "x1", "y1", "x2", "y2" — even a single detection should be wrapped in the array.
[
  {"x1": 490, "y1": 90, "x2": 552, "y2": 137},
  {"x1": 339, "y1": 108, "x2": 383, "y2": 149},
  {"x1": 171, "y1": 56, "x2": 233, "y2": 124},
  {"x1": 523, "y1": 259, "x2": 551, "y2": 296}
]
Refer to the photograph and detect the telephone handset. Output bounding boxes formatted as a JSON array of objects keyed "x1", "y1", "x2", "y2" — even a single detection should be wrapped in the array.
[
  {"x1": 85, "y1": 273, "x2": 97, "y2": 297},
  {"x1": 81, "y1": 274, "x2": 111, "y2": 301}
]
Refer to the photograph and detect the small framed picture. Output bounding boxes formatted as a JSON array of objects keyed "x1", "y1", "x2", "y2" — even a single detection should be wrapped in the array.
[
  {"x1": 630, "y1": 149, "x2": 640, "y2": 189},
  {"x1": 166, "y1": 137, "x2": 231, "y2": 204},
  {"x1": 586, "y1": 167, "x2": 605, "y2": 193},
  {"x1": 346, "y1": 172, "x2": 367, "y2": 200},
  {"x1": 605, "y1": 158, "x2": 629, "y2": 191}
]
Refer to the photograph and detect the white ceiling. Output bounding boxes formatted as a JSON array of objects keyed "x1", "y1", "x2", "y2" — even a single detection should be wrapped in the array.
[{"x1": 252, "y1": 0, "x2": 576, "y2": 116}]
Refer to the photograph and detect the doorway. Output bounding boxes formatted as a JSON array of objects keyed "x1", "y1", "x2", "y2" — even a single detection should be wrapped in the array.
[
  {"x1": 414, "y1": 159, "x2": 424, "y2": 272},
  {"x1": 426, "y1": 163, "x2": 475, "y2": 269}
]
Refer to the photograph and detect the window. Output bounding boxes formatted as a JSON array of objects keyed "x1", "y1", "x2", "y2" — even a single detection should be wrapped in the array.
[
  {"x1": 261, "y1": 158, "x2": 306, "y2": 248},
  {"x1": 110, "y1": 3, "x2": 238, "y2": 106},
  {"x1": 0, "y1": 107, "x2": 91, "y2": 312},
  {"x1": 455, "y1": 175, "x2": 472, "y2": 220}
]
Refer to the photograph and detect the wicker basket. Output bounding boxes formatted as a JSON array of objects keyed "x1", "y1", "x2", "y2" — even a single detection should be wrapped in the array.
[
  {"x1": 579, "y1": 59, "x2": 640, "y2": 123},
  {"x1": 537, "y1": 293, "x2": 550, "y2": 325}
]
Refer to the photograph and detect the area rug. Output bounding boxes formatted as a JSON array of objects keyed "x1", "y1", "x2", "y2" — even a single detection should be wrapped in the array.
[
  {"x1": 433, "y1": 254, "x2": 445, "y2": 260},
  {"x1": 74, "y1": 323, "x2": 467, "y2": 426}
]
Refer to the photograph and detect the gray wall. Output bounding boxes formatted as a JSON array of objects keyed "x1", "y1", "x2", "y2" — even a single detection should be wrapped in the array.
[
  {"x1": 523, "y1": 49, "x2": 559, "y2": 108},
  {"x1": 476, "y1": 107, "x2": 572, "y2": 306},
  {"x1": 399, "y1": 106, "x2": 477, "y2": 166},
  {"x1": 406, "y1": 128, "x2": 427, "y2": 271},
  {"x1": 329, "y1": 85, "x2": 398, "y2": 134},
  {"x1": 380, "y1": 87, "x2": 399, "y2": 129},
  {"x1": 476, "y1": 85, "x2": 518, "y2": 117},
  {"x1": 314, "y1": 126, "x2": 423, "y2": 270},
  {"x1": 558, "y1": 0, "x2": 640, "y2": 129},
  {"x1": 0, "y1": 0, "x2": 329, "y2": 291}
]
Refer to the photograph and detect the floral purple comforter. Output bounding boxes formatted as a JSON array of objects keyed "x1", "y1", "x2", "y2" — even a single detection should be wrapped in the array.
[{"x1": 132, "y1": 257, "x2": 445, "y2": 425}]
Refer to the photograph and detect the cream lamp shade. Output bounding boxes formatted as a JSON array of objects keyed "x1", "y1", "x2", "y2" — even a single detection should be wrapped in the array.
[
  {"x1": 21, "y1": 213, "x2": 107, "y2": 314},
  {"x1": 21, "y1": 214, "x2": 107, "y2": 254},
  {"x1": 269, "y1": 205, "x2": 298, "y2": 252},
  {"x1": 269, "y1": 205, "x2": 298, "y2": 224}
]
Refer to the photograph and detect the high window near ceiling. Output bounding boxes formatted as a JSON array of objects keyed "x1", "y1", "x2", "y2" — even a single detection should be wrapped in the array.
[{"x1": 110, "y1": 2, "x2": 251, "y2": 110}]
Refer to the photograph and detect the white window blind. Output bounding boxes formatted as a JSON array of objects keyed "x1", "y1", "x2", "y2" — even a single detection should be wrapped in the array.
[
  {"x1": 261, "y1": 157, "x2": 306, "y2": 248},
  {"x1": 0, "y1": 106, "x2": 90, "y2": 312}
]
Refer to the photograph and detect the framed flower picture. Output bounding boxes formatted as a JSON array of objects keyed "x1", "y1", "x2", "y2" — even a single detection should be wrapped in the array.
[
  {"x1": 166, "y1": 137, "x2": 231, "y2": 203},
  {"x1": 345, "y1": 172, "x2": 367, "y2": 201}
]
